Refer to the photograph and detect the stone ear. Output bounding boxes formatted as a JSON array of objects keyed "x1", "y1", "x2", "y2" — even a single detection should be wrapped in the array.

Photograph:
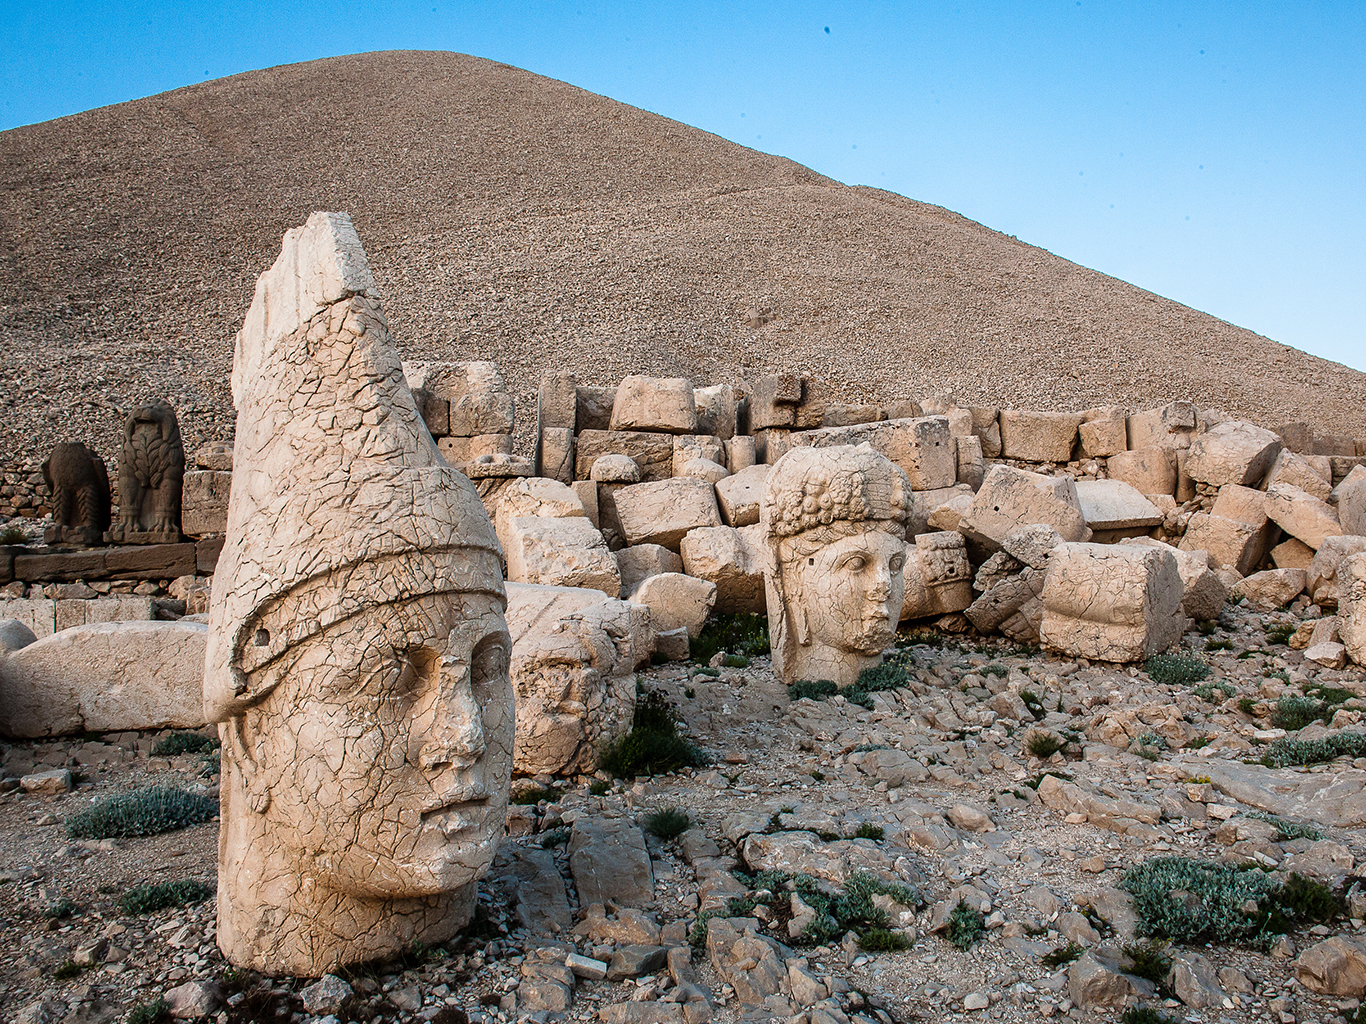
[{"x1": 226, "y1": 716, "x2": 271, "y2": 814}]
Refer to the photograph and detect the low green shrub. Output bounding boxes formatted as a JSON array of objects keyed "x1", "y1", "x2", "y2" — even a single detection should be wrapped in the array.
[
  {"x1": 851, "y1": 822, "x2": 884, "y2": 841},
  {"x1": 983, "y1": 663, "x2": 1008, "y2": 677},
  {"x1": 44, "y1": 897, "x2": 78, "y2": 920},
  {"x1": 946, "y1": 900, "x2": 984, "y2": 950},
  {"x1": 690, "y1": 613, "x2": 770, "y2": 665},
  {"x1": 1192, "y1": 680, "x2": 1235, "y2": 701},
  {"x1": 127, "y1": 998, "x2": 170, "y2": 1024},
  {"x1": 1121, "y1": 857, "x2": 1342, "y2": 943},
  {"x1": 789, "y1": 679, "x2": 839, "y2": 702},
  {"x1": 1264, "y1": 623, "x2": 1296, "y2": 645},
  {"x1": 1025, "y1": 731, "x2": 1065, "y2": 759},
  {"x1": 151, "y1": 731, "x2": 220, "y2": 756},
  {"x1": 52, "y1": 959, "x2": 86, "y2": 979},
  {"x1": 1270, "y1": 695, "x2": 1330, "y2": 731},
  {"x1": 599, "y1": 688, "x2": 707, "y2": 778},
  {"x1": 510, "y1": 784, "x2": 558, "y2": 805},
  {"x1": 857, "y1": 927, "x2": 909, "y2": 952},
  {"x1": 0, "y1": 525, "x2": 27, "y2": 545},
  {"x1": 1244, "y1": 810, "x2": 1323, "y2": 842},
  {"x1": 1040, "y1": 941, "x2": 1083, "y2": 969},
  {"x1": 1144, "y1": 655, "x2": 1209, "y2": 687},
  {"x1": 644, "y1": 806, "x2": 691, "y2": 840},
  {"x1": 588, "y1": 779, "x2": 612, "y2": 796},
  {"x1": 120, "y1": 879, "x2": 214, "y2": 915},
  {"x1": 1121, "y1": 939, "x2": 1171, "y2": 986},
  {"x1": 1258, "y1": 731, "x2": 1366, "y2": 768},
  {"x1": 1120, "y1": 1009, "x2": 1174, "y2": 1024},
  {"x1": 721, "y1": 654, "x2": 750, "y2": 668},
  {"x1": 1204, "y1": 638, "x2": 1233, "y2": 651},
  {"x1": 66, "y1": 787, "x2": 218, "y2": 839},
  {"x1": 538, "y1": 827, "x2": 570, "y2": 848},
  {"x1": 1130, "y1": 732, "x2": 1166, "y2": 762}
]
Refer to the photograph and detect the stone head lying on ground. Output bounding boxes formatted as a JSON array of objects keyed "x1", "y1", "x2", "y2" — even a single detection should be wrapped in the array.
[
  {"x1": 760, "y1": 443, "x2": 912, "y2": 687},
  {"x1": 203, "y1": 212, "x2": 514, "y2": 977}
]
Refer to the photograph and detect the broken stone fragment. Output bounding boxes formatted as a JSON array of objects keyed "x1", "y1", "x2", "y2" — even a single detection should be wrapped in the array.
[
  {"x1": 1106, "y1": 446, "x2": 1177, "y2": 498},
  {"x1": 787, "y1": 416, "x2": 957, "y2": 490},
  {"x1": 632, "y1": 572, "x2": 717, "y2": 638},
  {"x1": 1295, "y1": 934, "x2": 1366, "y2": 996},
  {"x1": 614, "y1": 477, "x2": 723, "y2": 550},
  {"x1": 957, "y1": 465, "x2": 1091, "y2": 551},
  {"x1": 504, "y1": 516, "x2": 622, "y2": 597},
  {"x1": 610, "y1": 375, "x2": 699, "y2": 434},
  {"x1": 1231, "y1": 568, "x2": 1307, "y2": 610},
  {"x1": 1340, "y1": 552, "x2": 1366, "y2": 665},
  {"x1": 1126, "y1": 401, "x2": 1197, "y2": 450},
  {"x1": 714, "y1": 464, "x2": 770, "y2": 528},
  {"x1": 680, "y1": 525, "x2": 765, "y2": 615},
  {"x1": 1186, "y1": 419, "x2": 1282, "y2": 487},
  {"x1": 1264, "y1": 482, "x2": 1344, "y2": 550},
  {"x1": 1264, "y1": 448, "x2": 1333, "y2": 500},
  {"x1": 998, "y1": 409, "x2": 1084, "y2": 463}
]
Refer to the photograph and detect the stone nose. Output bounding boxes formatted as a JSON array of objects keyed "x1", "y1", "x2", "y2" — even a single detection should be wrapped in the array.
[{"x1": 419, "y1": 657, "x2": 487, "y2": 768}]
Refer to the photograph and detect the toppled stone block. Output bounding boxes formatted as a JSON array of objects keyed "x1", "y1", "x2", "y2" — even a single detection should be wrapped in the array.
[
  {"x1": 681, "y1": 525, "x2": 765, "y2": 615},
  {"x1": 0, "y1": 621, "x2": 207, "y2": 737},
  {"x1": 592, "y1": 454, "x2": 643, "y2": 483},
  {"x1": 492, "y1": 477, "x2": 586, "y2": 550},
  {"x1": 1068, "y1": 951, "x2": 1157, "y2": 1009},
  {"x1": 615, "y1": 544, "x2": 684, "y2": 598},
  {"x1": 1039, "y1": 543, "x2": 1184, "y2": 662},
  {"x1": 958, "y1": 465, "x2": 1091, "y2": 550},
  {"x1": 1180, "y1": 498, "x2": 1274, "y2": 576},
  {"x1": 741, "y1": 831, "x2": 900, "y2": 885},
  {"x1": 181, "y1": 470, "x2": 232, "y2": 537},
  {"x1": 695, "y1": 384, "x2": 737, "y2": 440},
  {"x1": 724, "y1": 435, "x2": 757, "y2": 473},
  {"x1": 193, "y1": 440, "x2": 234, "y2": 471},
  {"x1": 911, "y1": 484, "x2": 975, "y2": 534},
  {"x1": 570, "y1": 819, "x2": 654, "y2": 907},
  {"x1": 576, "y1": 430, "x2": 673, "y2": 482},
  {"x1": 1186, "y1": 420, "x2": 1282, "y2": 487},
  {"x1": 1078, "y1": 407, "x2": 1129, "y2": 458},
  {"x1": 1121, "y1": 539, "x2": 1228, "y2": 621},
  {"x1": 955, "y1": 434, "x2": 984, "y2": 489},
  {"x1": 998, "y1": 409, "x2": 1084, "y2": 462},
  {"x1": 614, "y1": 478, "x2": 723, "y2": 551},
  {"x1": 965, "y1": 569, "x2": 1044, "y2": 635},
  {"x1": 673, "y1": 435, "x2": 726, "y2": 477},
  {"x1": 1106, "y1": 446, "x2": 1176, "y2": 498},
  {"x1": 968, "y1": 406, "x2": 1002, "y2": 458},
  {"x1": 1001, "y1": 524, "x2": 1065, "y2": 570},
  {"x1": 1296, "y1": 935, "x2": 1366, "y2": 997},
  {"x1": 576, "y1": 386, "x2": 617, "y2": 432},
  {"x1": 1273, "y1": 537, "x2": 1316, "y2": 570},
  {"x1": 632, "y1": 573, "x2": 717, "y2": 638},
  {"x1": 405, "y1": 361, "x2": 515, "y2": 436},
  {"x1": 1127, "y1": 401, "x2": 1197, "y2": 450},
  {"x1": 1338, "y1": 465, "x2": 1366, "y2": 536},
  {"x1": 748, "y1": 374, "x2": 804, "y2": 430},
  {"x1": 1264, "y1": 482, "x2": 1343, "y2": 550},
  {"x1": 437, "y1": 433, "x2": 514, "y2": 466},
  {"x1": 537, "y1": 427, "x2": 575, "y2": 483},
  {"x1": 1232, "y1": 568, "x2": 1307, "y2": 610},
  {"x1": 504, "y1": 516, "x2": 621, "y2": 597},
  {"x1": 1340, "y1": 553, "x2": 1366, "y2": 665},
  {"x1": 901, "y1": 531, "x2": 973, "y2": 621},
  {"x1": 1265, "y1": 448, "x2": 1332, "y2": 501},
  {"x1": 678, "y1": 458, "x2": 728, "y2": 485},
  {"x1": 1309, "y1": 536, "x2": 1366, "y2": 607},
  {"x1": 715, "y1": 464, "x2": 769, "y2": 527},
  {"x1": 1074, "y1": 480, "x2": 1164, "y2": 532},
  {"x1": 787, "y1": 416, "x2": 956, "y2": 490},
  {"x1": 538, "y1": 370, "x2": 578, "y2": 431}
]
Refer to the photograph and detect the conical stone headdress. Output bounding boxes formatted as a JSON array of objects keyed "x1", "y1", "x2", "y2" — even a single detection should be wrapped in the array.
[{"x1": 204, "y1": 212, "x2": 504, "y2": 721}]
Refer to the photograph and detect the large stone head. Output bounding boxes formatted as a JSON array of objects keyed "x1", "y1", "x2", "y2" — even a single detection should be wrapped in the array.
[
  {"x1": 205, "y1": 213, "x2": 512, "y2": 976},
  {"x1": 760, "y1": 443, "x2": 912, "y2": 686}
]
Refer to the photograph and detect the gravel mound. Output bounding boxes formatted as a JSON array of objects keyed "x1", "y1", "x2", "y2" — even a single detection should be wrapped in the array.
[{"x1": 2, "y1": 50, "x2": 1363, "y2": 473}]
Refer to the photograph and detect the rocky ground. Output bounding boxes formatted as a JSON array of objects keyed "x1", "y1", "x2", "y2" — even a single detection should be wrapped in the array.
[{"x1": 5, "y1": 600, "x2": 1366, "y2": 1024}]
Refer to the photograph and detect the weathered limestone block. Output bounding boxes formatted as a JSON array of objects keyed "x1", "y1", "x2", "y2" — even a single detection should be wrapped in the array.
[
  {"x1": 900, "y1": 531, "x2": 973, "y2": 621},
  {"x1": 923, "y1": 489, "x2": 975, "y2": 533},
  {"x1": 0, "y1": 621, "x2": 206, "y2": 737},
  {"x1": 1186, "y1": 420, "x2": 1282, "y2": 487},
  {"x1": 405, "y1": 361, "x2": 515, "y2": 437},
  {"x1": 409, "y1": 387, "x2": 450, "y2": 437},
  {"x1": 1127, "y1": 402, "x2": 1197, "y2": 450},
  {"x1": 505, "y1": 583, "x2": 639, "y2": 776},
  {"x1": 570, "y1": 819, "x2": 654, "y2": 908},
  {"x1": 615, "y1": 544, "x2": 684, "y2": 597},
  {"x1": 613, "y1": 478, "x2": 722, "y2": 551},
  {"x1": 575, "y1": 386, "x2": 616, "y2": 432},
  {"x1": 571, "y1": 481, "x2": 599, "y2": 529},
  {"x1": 0, "y1": 598, "x2": 56, "y2": 637},
  {"x1": 678, "y1": 457, "x2": 729, "y2": 485},
  {"x1": 968, "y1": 406, "x2": 1002, "y2": 458},
  {"x1": 753, "y1": 426, "x2": 792, "y2": 465},
  {"x1": 56, "y1": 596, "x2": 155, "y2": 632},
  {"x1": 536, "y1": 427, "x2": 574, "y2": 484},
  {"x1": 1273, "y1": 537, "x2": 1317, "y2": 570},
  {"x1": 1074, "y1": 480, "x2": 1164, "y2": 532},
  {"x1": 724, "y1": 435, "x2": 757, "y2": 473},
  {"x1": 748, "y1": 373, "x2": 804, "y2": 430},
  {"x1": 1039, "y1": 543, "x2": 1184, "y2": 662},
  {"x1": 632, "y1": 573, "x2": 717, "y2": 638},
  {"x1": 1295, "y1": 935, "x2": 1366, "y2": 997},
  {"x1": 538, "y1": 370, "x2": 578, "y2": 432},
  {"x1": 1265, "y1": 448, "x2": 1332, "y2": 501},
  {"x1": 463, "y1": 453, "x2": 533, "y2": 480},
  {"x1": 1078, "y1": 407, "x2": 1129, "y2": 458},
  {"x1": 1232, "y1": 568, "x2": 1307, "y2": 610},
  {"x1": 715, "y1": 464, "x2": 770, "y2": 527},
  {"x1": 1002, "y1": 524, "x2": 1064, "y2": 569},
  {"x1": 1336, "y1": 465, "x2": 1366, "y2": 536},
  {"x1": 1179, "y1": 514, "x2": 1266, "y2": 575},
  {"x1": 492, "y1": 477, "x2": 586, "y2": 550},
  {"x1": 1337, "y1": 553, "x2": 1366, "y2": 665},
  {"x1": 823, "y1": 403, "x2": 884, "y2": 427},
  {"x1": 181, "y1": 470, "x2": 233, "y2": 537},
  {"x1": 787, "y1": 416, "x2": 957, "y2": 491},
  {"x1": 956, "y1": 434, "x2": 984, "y2": 489},
  {"x1": 194, "y1": 441, "x2": 234, "y2": 471},
  {"x1": 610, "y1": 376, "x2": 698, "y2": 434},
  {"x1": 1264, "y1": 482, "x2": 1343, "y2": 550},
  {"x1": 1121, "y1": 539, "x2": 1228, "y2": 622},
  {"x1": 958, "y1": 465, "x2": 1092, "y2": 551},
  {"x1": 998, "y1": 409, "x2": 1084, "y2": 463},
  {"x1": 591, "y1": 454, "x2": 642, "y2": 483},
  {"x1": 107, "y1": 400, "x2": 186, "y2": 544},
  {"x1": 673, "y1": 435, "x2": 726, "y2": 477},
  {"x1": 761, "y1": 445, "x2": 910, "y2": 686},
  {"x1": 437, "y1": 434, "x2": 514, "y2": 466},
  {"x1": 504, "y1": 516, "x2": 621, "y2": 597},
  {"x1": 1106, "y1": 447, "x2": 1176, "y2": 498},
  {"x1": 965, "y1": 569, "x2": 1043, "y2": 635},
  {"x1": 42, "y1": 441, "x2": 111, "y2": 546},
  {"x1": 1276, "y1": 421, "x2": 1313, "y2": 454},
  {"x1": 694, "y1": 384, "x2": 736, "y2": 440},
  {"x1": 575, "y1": 430, "x2": 673, "y2": 482},
  {"x1": 207, "y1": 213, "x2": 512, "y2": 975},
  {"x1": 681, "y1": 525, "x2": 765, "y2": 615}
]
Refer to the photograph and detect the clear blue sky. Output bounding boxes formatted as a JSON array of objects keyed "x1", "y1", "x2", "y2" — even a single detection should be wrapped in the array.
[{"x1": 5, "y1": 1, "x2": 1362, "y2": 371}]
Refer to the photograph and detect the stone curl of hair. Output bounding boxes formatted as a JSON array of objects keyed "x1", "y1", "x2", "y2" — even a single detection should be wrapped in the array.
[{"x1": 764, "y1": 445, "x2": 911, "y2": 542}]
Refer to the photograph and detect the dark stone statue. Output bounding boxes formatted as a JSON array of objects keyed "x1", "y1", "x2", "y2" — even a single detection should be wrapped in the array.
[
  {"x1": 106, "y1": 400, "x2": 185, "y2": 544},
  {"x1": 42, "y1": 442, "x2": 111, "y2": 546}
]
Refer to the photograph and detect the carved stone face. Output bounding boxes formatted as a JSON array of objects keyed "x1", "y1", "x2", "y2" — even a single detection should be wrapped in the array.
[
  {"x1": 242, "y1": 592, "x2": 512, "y2": 898},
  {"x1": 787, "y1": 528, "x2": 907, "y2": 655}
]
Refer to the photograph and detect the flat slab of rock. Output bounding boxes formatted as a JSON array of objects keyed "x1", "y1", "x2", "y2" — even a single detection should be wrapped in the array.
[
  {"x1": 505, "y1": 515, "x2": 621, "y2": 597},
  {"x1": 741, "y1": 830, "x2": 900, "y2": 884},
  {"x1": 613, "y1": 478, "x2": 722, "y2": 550},
  {"x1": 0, "y1": 621, "x2": 207, "y2": 737},
  {"x1": 959, "y1": 465, "x2": 1091, "y2": 550},
  {"x1": 610, "y1": 376, "x2": 698, "y2": 434},
  {"x1": 680, "y1": 525, "x2": 765, "y2": 615},
  {"x1": 1186, "y1": 419, "x2": 1282, "y2": 487},
  {"x1": 570, "y1": 819, "x2": 655, "y2": 907},
  {"x1": 787, "y1": 416, "x2": 957, "y2": 490},
  {"x1": 1193, "y1": 758, "x2": 1366, "y2": 826},
  {"x1": 1074, "y1": 480, "x2": 1164, "y2": 531}
]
